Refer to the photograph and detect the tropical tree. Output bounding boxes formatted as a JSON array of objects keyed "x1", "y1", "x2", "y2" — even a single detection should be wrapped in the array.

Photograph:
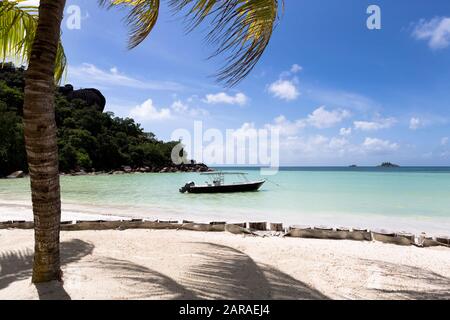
[
  {"x1": 1, "y1": 0, "x2": 67, "y2": 283},
  {"x1": 0, "y1": 0, "x2": 282, "y2": 283}
]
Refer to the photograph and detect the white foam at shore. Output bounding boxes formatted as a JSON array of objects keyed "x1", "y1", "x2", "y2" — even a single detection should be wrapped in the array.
[{"x1": 1, "y1": 199, "x2": 450, "y2": 237}]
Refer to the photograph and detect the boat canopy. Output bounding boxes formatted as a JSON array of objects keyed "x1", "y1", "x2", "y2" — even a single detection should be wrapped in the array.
[
  {"x1": 200, "y1": 171, "x2": 248, "y2": 175},
  {"x1": 200, "y1": 171, "x2": 249, "y2": 185}
]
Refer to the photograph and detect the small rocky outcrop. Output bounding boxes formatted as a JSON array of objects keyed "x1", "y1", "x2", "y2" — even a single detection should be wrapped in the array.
[
  {"x1": 62, "y1": 163, "x2": 211, "y2": 176},
  {"x1": 378, "y1": 162, "x2": 399, "y2": 168}
]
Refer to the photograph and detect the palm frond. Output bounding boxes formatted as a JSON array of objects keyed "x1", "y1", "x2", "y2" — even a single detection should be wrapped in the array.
[
  {"x1": 100, "y1": 0, "x2": 281, "y2": 86},
  {"x1": 0, "y1": 0, "x2": 67, "y2": 83},
  {"x1": 170, "y1": 0, "x2": 282, "y2": 86},
  {"x1": 99, "y1": 0, "x2": 160, "y2": 49}
]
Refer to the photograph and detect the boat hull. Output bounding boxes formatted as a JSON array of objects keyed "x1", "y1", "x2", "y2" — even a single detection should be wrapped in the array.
[{"x1": 185, "y1": 180, "x2": 265, "y2": 194}]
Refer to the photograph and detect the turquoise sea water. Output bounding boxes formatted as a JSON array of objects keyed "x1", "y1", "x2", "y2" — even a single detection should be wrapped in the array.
[{"x1": 1, "y1": 167, "x2": 450, "y2": 234}]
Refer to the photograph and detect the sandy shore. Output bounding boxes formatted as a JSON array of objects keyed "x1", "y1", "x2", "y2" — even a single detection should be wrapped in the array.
[{"x1": 1, "y1": 229, "x2": 449, "y2": 300}]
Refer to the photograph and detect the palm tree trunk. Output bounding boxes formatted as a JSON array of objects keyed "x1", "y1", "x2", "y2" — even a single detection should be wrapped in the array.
[{"x1": 23, "y1": 0, "x2": 66, "y2": 283}]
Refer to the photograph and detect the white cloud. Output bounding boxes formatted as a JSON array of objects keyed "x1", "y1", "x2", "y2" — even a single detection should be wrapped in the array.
[
  {"x1": 282, "y1": 135, "x2": 328, "y2": 153},
  {"x1": 354, "y1": 117, "x2": 396, "y2": 131},
  {"x1": 362, "y1": 138, "x2": 399, "y2": 154},
  {"x1": 409, "y1": 117, "x2": 422, "y2": 130},
  {"x1": 441, "y1": 137, "x2": 449, "y2": 146},
  {"x1": 232, "y1": 122, "x2": 259, "y2": 140},
  {"x1": 441, "y1": 151, "x2": 450, "y2": 158},
  {"x1": 171, "y1": 100, "x2": 208, "y2": 117},
  {"x1": 171, "y1": 100, "x2": 188, "y2": 113},
  {"x1": 68, "y1": 63, "x2": 183, "y2": 91},
  {"x1": 280, "y1": 134, "x2": 355, "y2": 159},
  {"x1": 110, "y1": 67, "x2": 119, "y2": 74},
  {"x1": 268, "y1": 79, "x2": 300, "y2": 101},
  {"x1": 304, "y1": 106, "x2": 351, "y2": 129},
  {"x1": 264, "y1": 106, "x2": 350, "y2": 137},
  {"x1": 129, "y1": 99, "x2": 171, "y2": 121},
  {"x1": 412, "y1": 17, "x2": 450, "y2": 50},
  {"x1": 231, "y1": 122, "x2": 402, "y2": 163},
  {"x1": 305, "y1": 88, "x2": 378, "y2": 112},
  {"x1": 203, "y1": 92, "x2": 248, "y2": 106},
  {"x1": 265, "y1": 115, "x2": 305, "y2": 136},
  {"x1": 328, "y1": 137, "x2": 350, "y2": 150},
  {"x1": 290, "y1": 64, "x2": 303, "y2": 74},
  {"x1": 340, "y1": 127, "x2": 352, "y2": 136}
]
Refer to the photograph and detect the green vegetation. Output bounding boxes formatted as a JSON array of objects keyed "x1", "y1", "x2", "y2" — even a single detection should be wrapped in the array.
[{"x1": 0, "y1": 64, "x2": 180, "y2": 176}]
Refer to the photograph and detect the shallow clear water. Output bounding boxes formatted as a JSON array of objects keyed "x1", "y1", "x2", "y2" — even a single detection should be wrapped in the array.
[{"x1": 1, "y1": 167, "x2": 450, "y2": 235}]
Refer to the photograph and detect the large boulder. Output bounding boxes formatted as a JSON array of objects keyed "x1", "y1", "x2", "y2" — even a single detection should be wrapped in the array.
[
  {"x1": 6, "y1": 171, "x2": 24, "y2": 179},
  {"x1": 58, "y1": 84, "x2": 106, "y2": 112}
]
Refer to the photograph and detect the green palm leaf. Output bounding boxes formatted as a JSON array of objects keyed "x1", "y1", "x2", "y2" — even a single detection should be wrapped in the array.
[
  {"x1": 99, "y1": 0, "x2": 160, "y2": 49},
  {"x1": 170, "y1": 0, "x2": 282, "y2": 86},
  {"x1": 0, "y1": 0, "x2": 67, "y2": 83},
  {"x1": 103, "y1": 0, "x2": 282, "y2": 86}
]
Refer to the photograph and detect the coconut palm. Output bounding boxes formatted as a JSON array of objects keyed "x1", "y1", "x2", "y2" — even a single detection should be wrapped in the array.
[
  {"x1": 0, "y1": 0, "x2": 282, "y2": 283},
  {"x1": 1, "y1": 0, "x2": 67, "y2": 283}
]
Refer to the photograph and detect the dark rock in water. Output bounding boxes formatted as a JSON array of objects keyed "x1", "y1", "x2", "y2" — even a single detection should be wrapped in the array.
[
  {"x1": 6, "y1": 171, "x2": 24, "y2": 179},
  {"x1": 72, "y1": 170, "x2": 87, "y2": 176},
  {"x1": 349, "y1": 164, "x2": 357, "y2": 168},
  {"x1": 378, "y1": 162, "x2": 399, "y2": 168},
  {"x1": 122, "y1": 165, "x2": 132, "y2": 173},
  {"x1": 58, "y1": 84, "x2": 106, "y2": 112}
]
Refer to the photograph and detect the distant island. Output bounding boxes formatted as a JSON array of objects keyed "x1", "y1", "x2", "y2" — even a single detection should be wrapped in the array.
[
  {"x1": 349, "y1": 165, "x2": 358, "y2": 168},
  {"x1": 378, "y1": 162, "x2": 400, "y2": 168},
  {"x1": 0, "y1": 63, "x2": 207, "y2": 178}
]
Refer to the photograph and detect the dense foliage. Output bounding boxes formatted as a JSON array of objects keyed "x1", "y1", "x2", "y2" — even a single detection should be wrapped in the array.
[{"x1": 0, "y1": 64, "x2": 180, "y2": 176}]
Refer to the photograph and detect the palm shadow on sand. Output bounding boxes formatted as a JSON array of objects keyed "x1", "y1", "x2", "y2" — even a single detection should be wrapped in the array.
[
  {"x1": 87, "y1": 242, "x2": 328, "y2": 299},
  {"x1": 179, "y1": 242, "x2": 328, "y2": 299},
  {"x1": 0, "y1": 239, "x2": 94, "y2": 299},
  {"x1": 352, "y1": 258, "x2": 450, "y2": 300},
  {"x1": 1, "y1": 238, "x2": 328, "y2": 299}
]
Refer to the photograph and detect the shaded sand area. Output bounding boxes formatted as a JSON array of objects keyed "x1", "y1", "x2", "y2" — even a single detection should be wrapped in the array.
[{"x1": 1, "y1": 229, "x2": 449, "y2": 300}]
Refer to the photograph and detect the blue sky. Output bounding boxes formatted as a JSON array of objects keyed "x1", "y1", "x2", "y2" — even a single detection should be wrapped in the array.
[{"x1": 39, "y1": 0, "x2": 450, "y2": 165}]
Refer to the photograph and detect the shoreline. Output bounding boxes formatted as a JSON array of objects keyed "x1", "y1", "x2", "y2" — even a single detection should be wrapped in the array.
[
  {"x1": 1, "y1": 198, "x2": 450, "y2": 238},
  {"x1": 1, "y1": 229, "x2": 449, "y2": 300},
  {"x1": 2, "y1": 217, "x2": 449, "y2": 248}
]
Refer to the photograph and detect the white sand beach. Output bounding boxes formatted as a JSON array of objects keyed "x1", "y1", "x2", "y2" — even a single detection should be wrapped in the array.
[{"x1": 1, "y1": 229, "x2": 449, "y2": 300}]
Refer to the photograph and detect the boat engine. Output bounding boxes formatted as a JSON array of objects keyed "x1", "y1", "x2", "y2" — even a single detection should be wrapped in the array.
[{"x1": 179, "y1": 181, "x2": 195, "y2": 193}]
